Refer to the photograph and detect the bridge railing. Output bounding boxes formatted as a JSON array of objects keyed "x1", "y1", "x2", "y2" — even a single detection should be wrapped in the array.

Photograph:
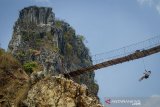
[{"x1": 92, "y1": 36, "x2": 160, "y2": 64}]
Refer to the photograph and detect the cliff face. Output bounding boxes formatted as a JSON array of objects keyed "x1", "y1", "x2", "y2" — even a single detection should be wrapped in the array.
[{"x1": 8, "y1": 6, "x2": 98, "y2": 97}]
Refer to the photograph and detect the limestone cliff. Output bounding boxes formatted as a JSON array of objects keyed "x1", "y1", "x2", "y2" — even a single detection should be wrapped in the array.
[{"x1": 8, "y1": 6, "x2": 98, "y2": 97}]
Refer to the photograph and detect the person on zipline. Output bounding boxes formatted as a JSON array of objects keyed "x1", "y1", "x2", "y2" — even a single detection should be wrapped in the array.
[{"x1": 139, "y1": 70, "x2": 151, "y2": 81}]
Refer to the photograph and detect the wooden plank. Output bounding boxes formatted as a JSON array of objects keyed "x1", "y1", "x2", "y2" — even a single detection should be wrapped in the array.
[
  {"x1": 96, "y1": 64, "x2": 102, "y2": 68},
  {"x1": 101, "y1": 63, "x2": 106, "y2": 67}
]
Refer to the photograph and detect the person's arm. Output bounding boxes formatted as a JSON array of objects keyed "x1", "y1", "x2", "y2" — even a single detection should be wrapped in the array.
[{"x1": 144, "y1": 70, "x2": 148, "y2": 74}]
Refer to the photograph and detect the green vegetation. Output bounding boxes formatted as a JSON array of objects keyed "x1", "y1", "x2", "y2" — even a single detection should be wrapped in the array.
[
  {"x1": 55, "y1": 20, "x2": 63, "y2": 29},
  {"x1": 64, "y1": 32, "x2": 69, "y2": 41},
  {"x1": 0, "y1": 48, "x2": 4, "y2": 56},
  {"x1": 66, "y1": 43, "x2": 73, "y2": 55},
  {"x1": 17, "y1": 51, "x2": 26, "y2": 58},
  {"x1": 77, "y1": 35, "x2": 85, "y2": 41},
  {"x1": 23, "y1": 61, "x2": 38, "y2": 74},
  {"x1": 21, "y1": 32, "x2": 30, "y2": 41},
  {"x1": 44, "y1": 42, "x2": 59, "y2": 52},
  {"x1": 35, "y1": 38, "x2": 43, "y2": 46},
  {"x1": 64, "y1": 28, "x2": 75, "y2": 41},
  {"x1": 46, "y1": 32, "x2": 53, "y2": 40},
  {"x1": 52, "y1": 46, "x2": 59, "y2": 52},
  {"x1": 29, "y1": 49, "x2": 37, "y2": 54}
]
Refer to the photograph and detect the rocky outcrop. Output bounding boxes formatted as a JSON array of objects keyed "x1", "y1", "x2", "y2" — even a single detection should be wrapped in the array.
[
  {"x1": 8, "y1": 6, "x2": 98, "y2": 96},
  {"x1": 23, "y1": 75, "x2": 102, "y2": 107},
  {"x1": 19, "y1": 6, "x2": 54, "y2": 25}
]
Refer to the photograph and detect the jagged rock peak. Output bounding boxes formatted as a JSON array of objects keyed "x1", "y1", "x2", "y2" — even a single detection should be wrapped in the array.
[
  {"x1": 8, "y1": 6, "x2": 99, "y2": 97},
  {"x1": 18, "y1": 6, "x2": 55, "y2": 25}
]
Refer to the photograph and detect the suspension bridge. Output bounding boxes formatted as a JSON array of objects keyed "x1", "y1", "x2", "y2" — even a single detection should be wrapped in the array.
[{"x1": 64, "y1": 36, "x2": 160, "y2": 77}]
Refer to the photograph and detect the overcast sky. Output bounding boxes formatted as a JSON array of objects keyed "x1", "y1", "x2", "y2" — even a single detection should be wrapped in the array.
[{"x1": 0, "y1": 0, "x2": 160, "y2": 106}]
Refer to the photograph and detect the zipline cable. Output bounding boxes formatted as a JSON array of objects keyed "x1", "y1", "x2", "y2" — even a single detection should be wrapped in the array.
[{"x1": 142, "y1": 57, "x2": 146, "y2": 70}]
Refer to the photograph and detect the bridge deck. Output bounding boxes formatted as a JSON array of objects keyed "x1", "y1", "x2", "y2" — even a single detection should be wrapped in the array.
[{"x1": 64, "y1": 45, "x2": 160, "y2": 77}]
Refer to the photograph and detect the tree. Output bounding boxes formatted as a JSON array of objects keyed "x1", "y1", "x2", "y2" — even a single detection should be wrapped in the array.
[{"x1": 77, "y1": 35, "x2": 85, "y2": 41}]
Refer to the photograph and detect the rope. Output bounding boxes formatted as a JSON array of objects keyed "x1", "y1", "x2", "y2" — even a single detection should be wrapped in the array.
[{"x1": 142, "y1": 58, "x2": 146, "y2": 70}]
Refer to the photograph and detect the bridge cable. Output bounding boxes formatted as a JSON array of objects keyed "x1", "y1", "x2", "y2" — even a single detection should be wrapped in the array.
[{"x1": 142, "y1": 58, "x2": 147, "y2": 71}]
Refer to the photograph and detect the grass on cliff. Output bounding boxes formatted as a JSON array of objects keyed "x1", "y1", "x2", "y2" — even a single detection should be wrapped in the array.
[
  {"x1": 0, "y1": 51, "x2": 21, "y2": 71},
  {"x1": 0, "y1": 48, "x2": 4, "y2": 56},
  {"x1": 0, "y1": 48, "x2": 30, "y2": 106}
]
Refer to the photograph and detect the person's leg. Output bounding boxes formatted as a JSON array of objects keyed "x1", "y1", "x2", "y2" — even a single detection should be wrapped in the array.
[{"x1": 139, "y1": 75, "x2": 145, "y2": 81}]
